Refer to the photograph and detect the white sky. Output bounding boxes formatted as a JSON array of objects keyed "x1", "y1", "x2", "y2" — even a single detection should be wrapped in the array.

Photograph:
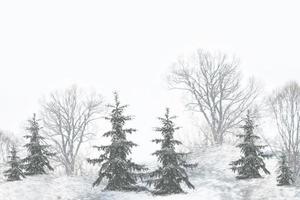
[{"x1": 1, "y1": 0, "x2": 300, "y2": 158}]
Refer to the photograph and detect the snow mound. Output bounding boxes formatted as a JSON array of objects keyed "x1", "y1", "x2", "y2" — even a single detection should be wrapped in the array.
[
  {"x1": 191, "y1": 144, "x2": 300, "y2": 200},
  {"x1": 0, "y1": 144, "x2": 300, "y2": 200}
]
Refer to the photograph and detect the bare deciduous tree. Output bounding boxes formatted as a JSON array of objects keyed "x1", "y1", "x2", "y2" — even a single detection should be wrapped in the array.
[
  {"x1": 168, "y1": 49, "x2": 259, "y2": 144},
  {"x1": 268, "y1": 81, "x2": 300, "y2": 178},
  {"x1": 40, "y1": 86, "x2": 104, "y2": 175},
  {"x1": 0, "y1": 131, "x2": 19, "y2": 163}
]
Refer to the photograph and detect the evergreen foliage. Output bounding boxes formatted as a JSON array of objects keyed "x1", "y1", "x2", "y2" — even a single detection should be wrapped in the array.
[
  {"x1": 277, "y1": 154, "x2": 294, "y2": 186},
  {"x1": 87, "y1": 92, "x2": 146, "y2": 191},
  {"x1": 147, "y1": 108, "x2": 196, "y2": 195},
  {"x1": 4, "y1": 145, "x2": 25, "y2": 181},
  {"x1": 230, "y1": 110, "x2": 270, "y2": 179},
  {"x1": 23, "y1": 113, "x2": 54, "y2": 175}
]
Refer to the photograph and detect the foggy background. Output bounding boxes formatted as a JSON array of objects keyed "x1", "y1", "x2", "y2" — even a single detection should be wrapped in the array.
[{"x1": 1, "y1": 0, "x2": 300, "y2": 160}]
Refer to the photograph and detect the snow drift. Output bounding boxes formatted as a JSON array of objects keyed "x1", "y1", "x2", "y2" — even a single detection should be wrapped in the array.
[{"x1": 1, "y1": 145, "x2": 300, "y2": 200}]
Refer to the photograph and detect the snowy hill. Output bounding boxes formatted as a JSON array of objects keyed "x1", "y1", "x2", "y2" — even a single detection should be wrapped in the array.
[{"x1": 1, "y1": 145, "x2": 300, "y2": 200}]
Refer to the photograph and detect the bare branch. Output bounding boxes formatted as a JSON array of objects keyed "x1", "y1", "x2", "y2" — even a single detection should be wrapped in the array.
[
  {"x1": 40, "y1": 85, "x2": 104, "y2": 175},
  {"x1": 168, "y1": 49, "x2": 259, "y2": 144},
  {"x1": 268, "y1": 81, "x2": 300, "y2": 178}
]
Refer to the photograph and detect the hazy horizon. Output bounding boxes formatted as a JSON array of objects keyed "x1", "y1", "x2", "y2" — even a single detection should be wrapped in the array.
[{"x1": 1, "y1": 1, "x2": 300, "y2": 154}]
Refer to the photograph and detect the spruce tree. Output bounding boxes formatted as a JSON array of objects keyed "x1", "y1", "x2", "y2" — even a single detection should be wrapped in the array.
[
  {"x1": 230, "y1": 110, "x2": 270, "y2": 179},
  {"x1": 4, "y1": 145, "x2": 25, "y2": 181},
  {"x1": 277, "y1": 154, "x2": 294, "y2": 186},
  {"x1": 87, "y1": 92, "x2": 146, "y2": 191},
  {"x1": 147, "y1": 108, "x2": 196, "y2": 195},
  {"x1": 23, "y1": 113, "x2": 54, "y2": 175}
]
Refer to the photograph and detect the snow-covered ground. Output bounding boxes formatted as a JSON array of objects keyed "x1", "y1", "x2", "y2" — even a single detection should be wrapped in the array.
[{"x1": 1, "y1": 145, "x2": 300, "y2": 200}]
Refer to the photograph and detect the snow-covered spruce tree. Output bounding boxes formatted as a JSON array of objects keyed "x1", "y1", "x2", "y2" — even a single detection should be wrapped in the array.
[
  {"x1": 23, "y1": 113, "x2": 55, "y2": 175},
  {"x1": 87, "y1": 92, "x2": 146, "y2": 191},
  {"x1": 147, "y1": 108, "x2": 196, "y2": 195},
  {"x1": 4, "y1": 145, "x2": 25, "y2": 181},
  {"x1": 277, "y1": 154, "x2": 294, "y2": 186},
  {"x1": 230, "y1": 110, "x2": 270, "y2": 179}
]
